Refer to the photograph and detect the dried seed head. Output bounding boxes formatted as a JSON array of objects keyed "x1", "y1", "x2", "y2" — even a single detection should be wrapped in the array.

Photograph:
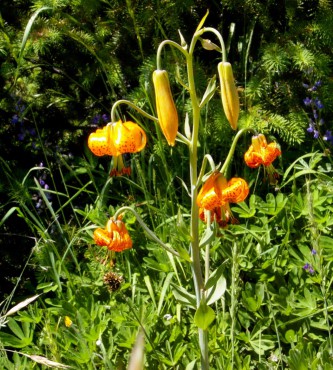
[{"x1": 103, "y1": 272, "x2": 124, "y2": 292}]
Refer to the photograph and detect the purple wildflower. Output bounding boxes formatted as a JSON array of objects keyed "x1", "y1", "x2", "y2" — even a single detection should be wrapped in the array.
[
  {"x1": 18, "y1": 132, "x2": 25, "y2": 141},
  {"x1": 314, "y1": 98, "x2": 324, "y2": 110},
  {"x1": 303, "y1": 263, "x2": 315, "y2": 274},
  {"x1": 303, "y1": 97, "x2": 312, "y2": 106},
  {"x1": 28, "y1": 128, "x2": 36, "y2": 136},
  {"x1": 102, "y1": 114, "x2": 109, "y2": 122},
  {"x1": 311, "y1": 248, "x2": 317, "y2": 255},
  {"x1": 92, "y1": 114, "x2": 101, "y2": 124},
  {"x1": 307, "y1": 122, "x2": 315, "y2": 133},
  {"x1": 11, "y1": 114, "x2": 20, "y2": 124},
  {"x1": 323, "y1": 130, "x2": 333, "y2": 145},
  {"x1": 323, "y1": 130, "x2": 332, "y2": 140}
]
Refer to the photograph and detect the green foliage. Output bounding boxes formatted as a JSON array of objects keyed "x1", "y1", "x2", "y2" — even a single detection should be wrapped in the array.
[{"x1": 1, "y1": 1, "x2": 333, "y2": 369}]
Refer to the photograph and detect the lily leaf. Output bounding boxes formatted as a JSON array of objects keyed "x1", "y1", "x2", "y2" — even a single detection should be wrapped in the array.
[
  {"x1": 199, "y1": 76, "x2": 216, "y2": 108},
  {"x1": 195, "y1": 9, "x2": 209, "y2": 33}
]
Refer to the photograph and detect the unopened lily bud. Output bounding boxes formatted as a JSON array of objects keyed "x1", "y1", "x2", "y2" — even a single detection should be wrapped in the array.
[
  {"x1": 218, "y1": 62, "x2": 240, "y2": 130},
  {"x1": 153, "y1": 70, "x2": 178, "y2": 146}
]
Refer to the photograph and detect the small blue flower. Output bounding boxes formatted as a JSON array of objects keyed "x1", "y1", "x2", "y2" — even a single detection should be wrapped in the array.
[
  {"x1": 303, "y1": 97, "x2": 312, "y2": 106},
  {"x1": 302, "y1": 83, "x2": 309, "y2": 88},
  {"x1": 323, "y1": 130, "x2": 333, "y2": 145},
  {"x1": 314, "y1": 98, "x2": 324, "y2": 110},
  {"x1": 303, "y1": 263, "x2": 315, "y2": 274},
  {"x1": 102, "y1": 114, "x2": 109, "y2": 122},
  {"x1": 92, "y1": 114, "x2": 101, "y2": 124},
  {"x1": 11, "y1": 114, "x2": 20, "y2": 124},
  {"x1": 314, "y1": 80, "x2": 322, "y2": 87},
  {"x1": 323, "y1": 130, "x2": 332, "y2": 140},
  {"x1": 307, "y1": 122, "x2": 315, "y2": 133},
  {"x1": 303, "y1": 263, "x2": 310, "y2": 270},
  {"x1": 28, "y1": 128, "x2": 36, "y2": 136},
  {"x1": 311, "y1": 248, "x2": 317, "y2": 255},
  {"x1": 18, "y1": 132, "x2": 26, "y2": 141}
]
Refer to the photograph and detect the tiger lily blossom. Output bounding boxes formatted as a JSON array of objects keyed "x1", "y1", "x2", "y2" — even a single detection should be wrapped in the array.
[
  {"x1": 197, "y1": 172, "x2": 249, "y2": 227},
  {"x1": 94, "y1": 217, "x2": 133, "y2": 252},
  {"x1": 88, "y1": 120, "x2": 147, "y2": 176},
  {"x1": 244, "y1": 134, "x2": 281, "y2": 184}
]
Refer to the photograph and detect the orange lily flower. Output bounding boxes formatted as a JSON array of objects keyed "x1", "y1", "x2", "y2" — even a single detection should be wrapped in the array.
[
  {"x1": 94, "y1": 217, "x2": 133, "y2": 252},
  {"x1": 244, "y1": 134, "x2": 281, "y2": 184},
  {"x1": 197, "y1": 172, "x2": 249, "y2": 227},
  {"x1": 88, "y1": 120, "x2": 147, "y2": 176}
]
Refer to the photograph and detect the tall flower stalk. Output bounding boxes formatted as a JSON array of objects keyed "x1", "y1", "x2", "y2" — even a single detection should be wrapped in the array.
[{"x1": 88, "y1": 13, "x2": 257, "y2": 369}]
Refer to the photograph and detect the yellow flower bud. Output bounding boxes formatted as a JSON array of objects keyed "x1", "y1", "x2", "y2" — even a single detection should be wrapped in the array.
[
  {"x1": 218, "y1": 62, "x2": 240, "y2": 130},
  {"x1": 152, "y1": 70, "x2": 178, "y2": 146}
]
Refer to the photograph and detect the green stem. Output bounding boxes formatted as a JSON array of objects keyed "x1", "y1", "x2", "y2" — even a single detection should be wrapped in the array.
[
  {"x1": 205, "y1": 211, "x2": 212, "y2": 284},
  {"x1": 187, "y1": 32, "x2": 208, "y2": 370},
  {"x1": 230, "y1": 241, "x2": 238, "y2": 369},
  {"x1": 113, "y1": 206, "x2": 181, "y2": 258},
  {"x1": 200, "y1": 27, "x2": 227, "y2": 62},
  {"x1": 220, "y1": 128, "x2": 255, "y2": 176},
  {"x1": 110, "y1": 99, "x2": 158, "y2": 123},
  {"x1": 156, "y1": 40, "x2": 189, "y2": 70},
  {"x1": 197, "y1": 154, "x2": 217, "y2": 187}
]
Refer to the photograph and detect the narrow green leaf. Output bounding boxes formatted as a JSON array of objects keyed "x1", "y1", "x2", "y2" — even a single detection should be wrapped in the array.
[
  {"x1": 184, "y1": 113, "x2": 191, "y2": 139},
  {"x1": 0, "y1": 206, "x2": 19, "y2": 228},
  {"x1": 144, "y1": 275, "x2": 157, "y2": 308},
  {"x1": 199, "y1": 76, "x2": 216, "y2": 108},
  {"x1": 7, "y1": 318, "x2": 25, "y2": 340},
  {"x1": 206, "y1": 275, "x2": 226, "y2": 306},
  {"x1": 157, "y1": 272, "x2": 174, "y2": 315},
  {"x1": 195, "y1": 9, "x2": 209, "y2": 33},
  {"x1": 199, "y1": 226, "x2": 215, "y2": 248},
  {"x1": 0, "y1": 332, "x2": 28, "y2": 348},
  {"x1": 17, "y1": 6, "x2": 52, "y2": 74},
  {"x1": 171, "y1": 284, "x2": 196, "y2": 308}
]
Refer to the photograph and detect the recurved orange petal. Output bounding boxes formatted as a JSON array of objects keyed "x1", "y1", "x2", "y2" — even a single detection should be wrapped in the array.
[
  {"x1": 88, "y1": 125, "x2": 117, "y2": 156},
  {"x1": 94, "y1": 228, "x2": 111, "y2": 246},
  {"x1": 222, "y1": 178, "x2": 249, "y2": 203},
  {"x1": 111, "y1": 121, "x2": 147, "y2": 156},
  {"x1": 261, "y1": 142, "x2": 281, "y2": 166},
  {"x1": 197, "y1": 172, "x2": 226, "y2": 211}
]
